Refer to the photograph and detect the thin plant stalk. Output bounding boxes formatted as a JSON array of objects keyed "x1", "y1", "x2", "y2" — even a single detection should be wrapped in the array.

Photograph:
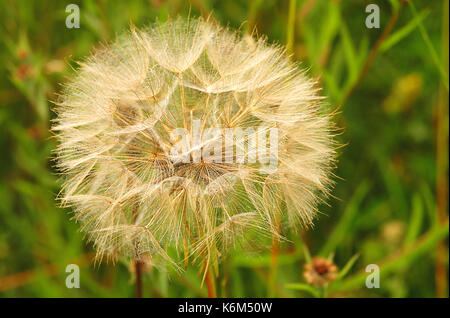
[
  {"x1": 246, "y1": 0, "x2": 265, "y2": 34},
  {"x1": 204, "y1": 265, "x2": 217, "y2": 298},
  {"x1": 135, "y1": 260, "x2": 143, "y2": 298},
  {"x1": 268, "y1": 219, "x2": 280, "y2": 297},
  {"x1": 132, "y1": 205, "x2": 143, "y2": 298},
  {"x1": 286, "y1": 0, "x2": 297, "y2": 57},
  {"x1": 435, "y1": 0, "x2": 449, "y2": 298}
]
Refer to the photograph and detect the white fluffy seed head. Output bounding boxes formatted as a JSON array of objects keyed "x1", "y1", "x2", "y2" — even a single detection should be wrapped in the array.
[{"x1": 53, "y1": 17, "x2": 336, "y2": 269}]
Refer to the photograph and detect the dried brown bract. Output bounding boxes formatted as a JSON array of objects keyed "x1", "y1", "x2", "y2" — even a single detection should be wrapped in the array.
[{"x1": 304, "y1": 257, "x2": 338, "y2": 286}]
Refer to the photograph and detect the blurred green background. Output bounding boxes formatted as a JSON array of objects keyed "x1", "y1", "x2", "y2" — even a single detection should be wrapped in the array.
[{"x1": 0, "y1": 0, "x2": 448, "y2": 298}]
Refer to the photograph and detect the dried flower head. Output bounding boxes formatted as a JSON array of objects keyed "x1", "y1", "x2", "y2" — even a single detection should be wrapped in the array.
[
  {"x1": 53, "y1": 17, "x2": 336, "y2": 270},
  {"x1": 304, "y1": 257, "x2": 338, "y2": 286}
]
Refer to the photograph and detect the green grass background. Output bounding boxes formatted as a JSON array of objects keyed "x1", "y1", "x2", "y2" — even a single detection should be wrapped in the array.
[{"x1": 0, "y1": 0, "x2": 448, "y2": 297}]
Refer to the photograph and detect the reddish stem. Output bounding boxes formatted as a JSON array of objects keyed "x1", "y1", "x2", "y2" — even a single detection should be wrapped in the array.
[
  {"x1": 204, "y1": 265, "x2": 216, "y2": 298},
  {"x1": 135, "y1": 260, "x2": 143, "y2": 298}
]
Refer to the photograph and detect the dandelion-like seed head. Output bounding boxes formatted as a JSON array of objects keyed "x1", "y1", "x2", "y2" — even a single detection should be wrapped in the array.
[{"x1": 53, "y1": 17, "x2": 336, "y2": 270}]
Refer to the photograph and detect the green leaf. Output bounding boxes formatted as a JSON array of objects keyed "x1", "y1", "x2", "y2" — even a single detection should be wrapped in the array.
[
  {"x1": 404, "y1": 194, "x2": 424, "y2": 246},
  {"x1": 336, "y1": 254, "x2": 360, "y2": 281},
  {"x1": 320, "y1": 181, "x2": 371, "y2": 256},
  {"x1": 317, "y1": 2, "x2": 340, "y2": 64},
  {"x1": 340, "y1": 21, "x2": 358, "y2": 89},
  {"x1": 380, "y1": 9, "x2": 430, "y2": 52},
  {"x1": 408, "y1": 0, "x2": 449, "y2": 90},
  {"x1": 330, "y1": 220, "x2": 449, "y2": 292},
  {"x1": 285, "y1": 283, "x2": 319, "y2": 298},
  {"x1": 388, "y1": 0, "x2": 400, "y2": 12},
  {"x1": 420, "y1": 182, "x2": 437, "y2": 228},
  {"x1": 357, "y1": 35, "x2": 370, "y2": 69},
  {"x1": 323, "y1": 69, "x2": 341, "y2": 103},
  {"x1": 231, "y1": 251, "x2": 302, "y2": 268},
  {"x1": 302, "y1": 243, "x2": 312, "y2": 264}
]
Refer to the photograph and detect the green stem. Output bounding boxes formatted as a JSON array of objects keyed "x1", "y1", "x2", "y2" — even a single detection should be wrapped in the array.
[{"x1": 286, "y1": 0, "x2": 297, "y2": 57}]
